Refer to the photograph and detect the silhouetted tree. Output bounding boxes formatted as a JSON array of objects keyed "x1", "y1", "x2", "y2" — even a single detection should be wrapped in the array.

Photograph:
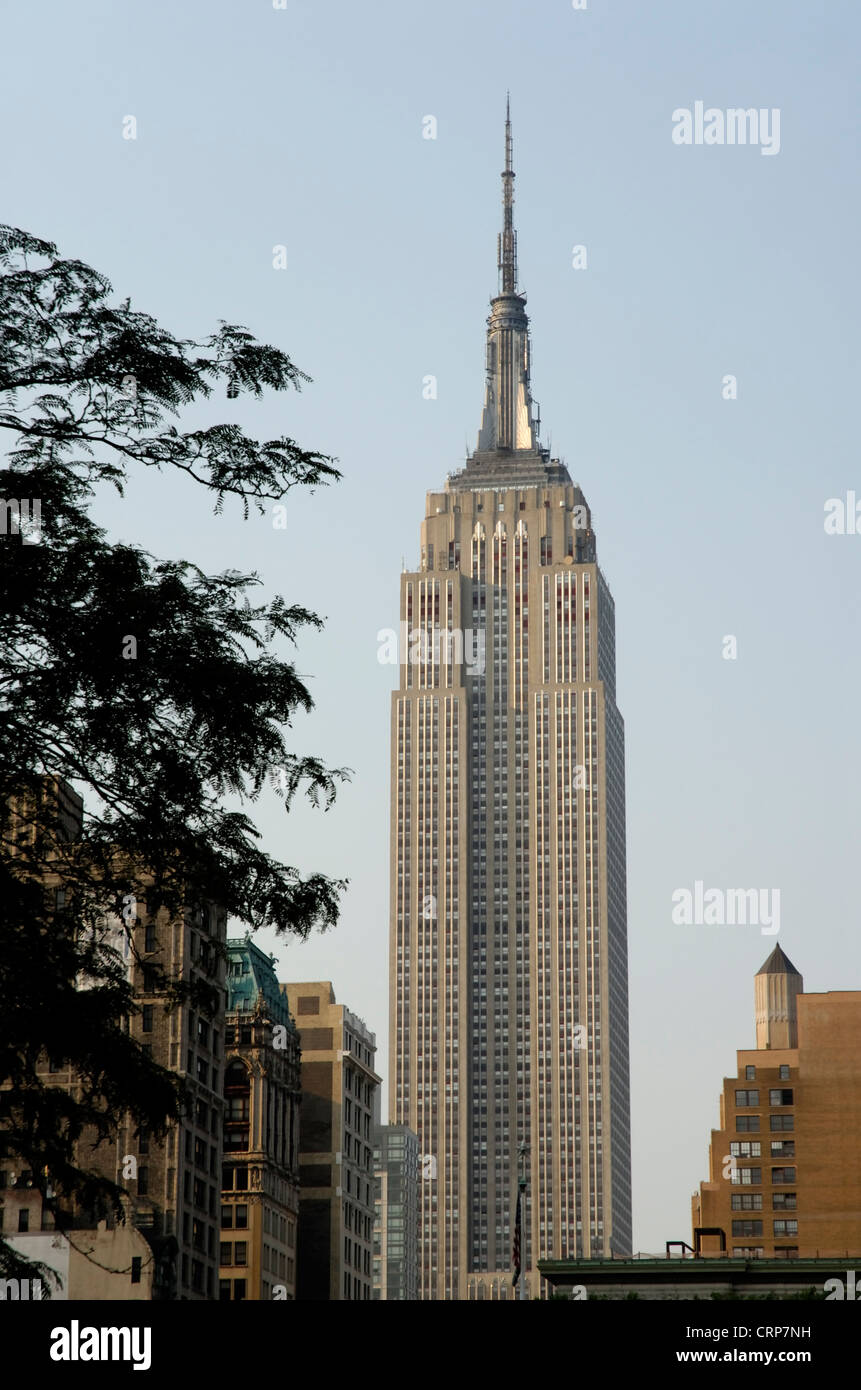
[{"x1": 0, "y1": 226, "x2": 348, "y2": 1285}]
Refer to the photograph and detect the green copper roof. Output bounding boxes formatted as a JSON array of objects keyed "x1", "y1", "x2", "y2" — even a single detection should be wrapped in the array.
[{"x1": 225, "y1": 936, "x2": 295, "y2": 1028}]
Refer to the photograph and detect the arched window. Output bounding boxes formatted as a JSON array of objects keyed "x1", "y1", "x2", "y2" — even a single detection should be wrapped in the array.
[{"x1": 224, "y1": 1061, "x2": 250, "y2": 1150}]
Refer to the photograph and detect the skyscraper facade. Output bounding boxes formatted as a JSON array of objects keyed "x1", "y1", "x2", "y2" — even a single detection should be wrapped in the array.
[
  {"x1": 372, "y1": 1124, "x2": 419, "y2": 1300},
  {"x1": 282, "y1": 982, "x2": 380, "y2": 1300},
  {"x1": 388, "y1": 107, "x2": 632, "y2": 1300}
]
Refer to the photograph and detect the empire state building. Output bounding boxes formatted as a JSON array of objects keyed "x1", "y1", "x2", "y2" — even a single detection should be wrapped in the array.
[{"x1": 388, "y1": 105, "x2": 631, "y2": 1299}]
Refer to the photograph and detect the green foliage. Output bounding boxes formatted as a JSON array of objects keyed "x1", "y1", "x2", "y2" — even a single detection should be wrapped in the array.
[{"x1": 0, "y1": 225, "x2": 348, "y2": 1284}]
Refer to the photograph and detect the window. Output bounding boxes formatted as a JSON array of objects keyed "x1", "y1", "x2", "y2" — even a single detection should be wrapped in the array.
[
  {"x1": 138, "y1": 1129, "x2": 149, "y2": 1155},
  {"x1": 773, "y1": 1247, "x2": 798, "y2": 1260},
  {"x1": 773, "y1": 1220, "x2": 798, "y2": 1237},
  {"x1": 733, "y1": 1167, "x2": 762, "y2": 1186},
  {"x1": 735, "y1": 1090, "x2": 759, "y2": 1107},
  {"x1": 233, "y1": 1279, "x2": 246, "y2": 1301},
  {"x1": 735, "y1": 1114, "x2": 760, "y2": 1132},
  {"x1": 221, "y1": 1205, "x2": 233, "y2": 1228},
  {"x1": 770, "y1": 1114, "x2": 794, "y2": 1131},
  {"x1": 769, "y1": 1089, "x2": 793, "y2": 1107},
  {"x1": 771, "y1": 1168, "x2": 796, "y2": 1185},
  {"x1": 732, "y1": 1220, "x2": 763, "y2": 1237},
  {"x1": 145, "y1": 924, "x2": 157, "y2": 953},
  {"x1": 131, "y1": 1258, "x2": 141, "y2": 1285},
  {"x1": 772, "y1": 1193, "x2": 797, "y2": 1210},
  {"x1": 770, "y1": 1140, "x2": 795, "y2": 1158},
  {"x1": 730, "y1": 1142, "x2": 761, "y2": 1158},
  {"x1": 220, "y1": 1242, "x2": 232, "y2": 1265},
  {"x1": 234, "y1": 1242, "x2": 247, "y2": 1266},
  {"x1": 745, "y1": 1066, "x2": 756, "y2": 1080},
  {"x1": 138, "y1": 1167, "x2": 149, "y2": 1196},
  {"x1": 778, "y1": 1065, "x2": 790, "y2": 1081},
  {"x1": 219, "y1": 1280, "x2": 231, "y2": 1301},
  {"x1": 142, "y1": 1005, "x2": 153, "y2": 1033},
  {"x1": 18, "y1": 1209, "x2": 29, "y2": 1233},
  {"x1": 235, "y1": 1205, "x2": 248, "y2": 1229},
  {"x1": 731, "y1": 1194, "x2": 762, "y2": 1210}
]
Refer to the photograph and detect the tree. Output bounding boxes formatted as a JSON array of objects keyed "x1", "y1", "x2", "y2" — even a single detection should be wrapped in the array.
[{"x1": 0, "y1": 225, "x2": 348, "y2": 1286}]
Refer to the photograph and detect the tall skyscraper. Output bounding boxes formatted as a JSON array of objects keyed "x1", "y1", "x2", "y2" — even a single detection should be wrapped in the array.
[{"x1": 388, "y1": 104, "x2": 632, "y2": 1300}]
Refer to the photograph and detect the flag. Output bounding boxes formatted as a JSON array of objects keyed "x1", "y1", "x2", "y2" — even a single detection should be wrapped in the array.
[{"x1": 512, "y1": 1187, "x2": 522, "y2": 1287}]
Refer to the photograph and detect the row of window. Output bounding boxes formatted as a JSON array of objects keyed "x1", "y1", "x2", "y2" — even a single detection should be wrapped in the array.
[
  {"x1": 732, "y1": 1193, "x2": 797, "y2": 1210},
  {"x1": 730, "y1": 1140, "x2": 794, "y2": 1157},
  {"x1": 736, "y1": 1114, "x2": 794, "y2": 1132},
  {"x1": 733, "y1": 1167, "x2": 796, "y2": 1185},
  {"x1": 743, "y1": 1065, "x2": 791, "y2": 1081},
  {"x1": 735, "y1": 1089, "x2": 793, "y2": 1107},
  {"x1": 219, "y1": 1278, "x2": 247, "y2": 1301},
  {"x1": 732, "y1": 1220, "x2": 799, "y2": 1237}
]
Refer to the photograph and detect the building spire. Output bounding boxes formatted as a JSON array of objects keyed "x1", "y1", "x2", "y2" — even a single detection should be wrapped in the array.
[
  {"x1": 474, "y1": 98, "x2": 542, "y2": 457},
  {"x1": 498, "y1": 93, "x2": 517, "y2": 293}
]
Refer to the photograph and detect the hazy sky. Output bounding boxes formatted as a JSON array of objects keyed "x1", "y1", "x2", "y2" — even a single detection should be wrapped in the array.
[{"x1": 3, "y1": 0, "x2": 860, "y2": 1256}]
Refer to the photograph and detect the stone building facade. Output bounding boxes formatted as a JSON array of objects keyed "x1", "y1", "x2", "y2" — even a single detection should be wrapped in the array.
[
  {"x1": 282, "y1": 982, "x2": 381, "y2": 1300},
  {"x1": 220, "y1": 938, "x2": 301, "y2": 1300}
]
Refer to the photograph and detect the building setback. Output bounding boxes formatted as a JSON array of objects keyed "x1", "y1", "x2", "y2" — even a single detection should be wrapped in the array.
[
  {"x1": 282, "y1": 982, "x2": 381, "y2": 1300},
  {"x1": 220, "y1": 938, "x2": 301, "y2": 1301},
  {"x1": 389, "y1": 105, "x2": 632, "y2": 1299},
  {"x1": 693, "y1": 945, "x2": 861, "y2": 1260}
]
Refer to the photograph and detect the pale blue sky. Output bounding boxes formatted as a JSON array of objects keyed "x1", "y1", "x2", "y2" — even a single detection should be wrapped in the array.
[{"x1": 3, "y1": 0, "x2": 860, "y2": 1255}]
